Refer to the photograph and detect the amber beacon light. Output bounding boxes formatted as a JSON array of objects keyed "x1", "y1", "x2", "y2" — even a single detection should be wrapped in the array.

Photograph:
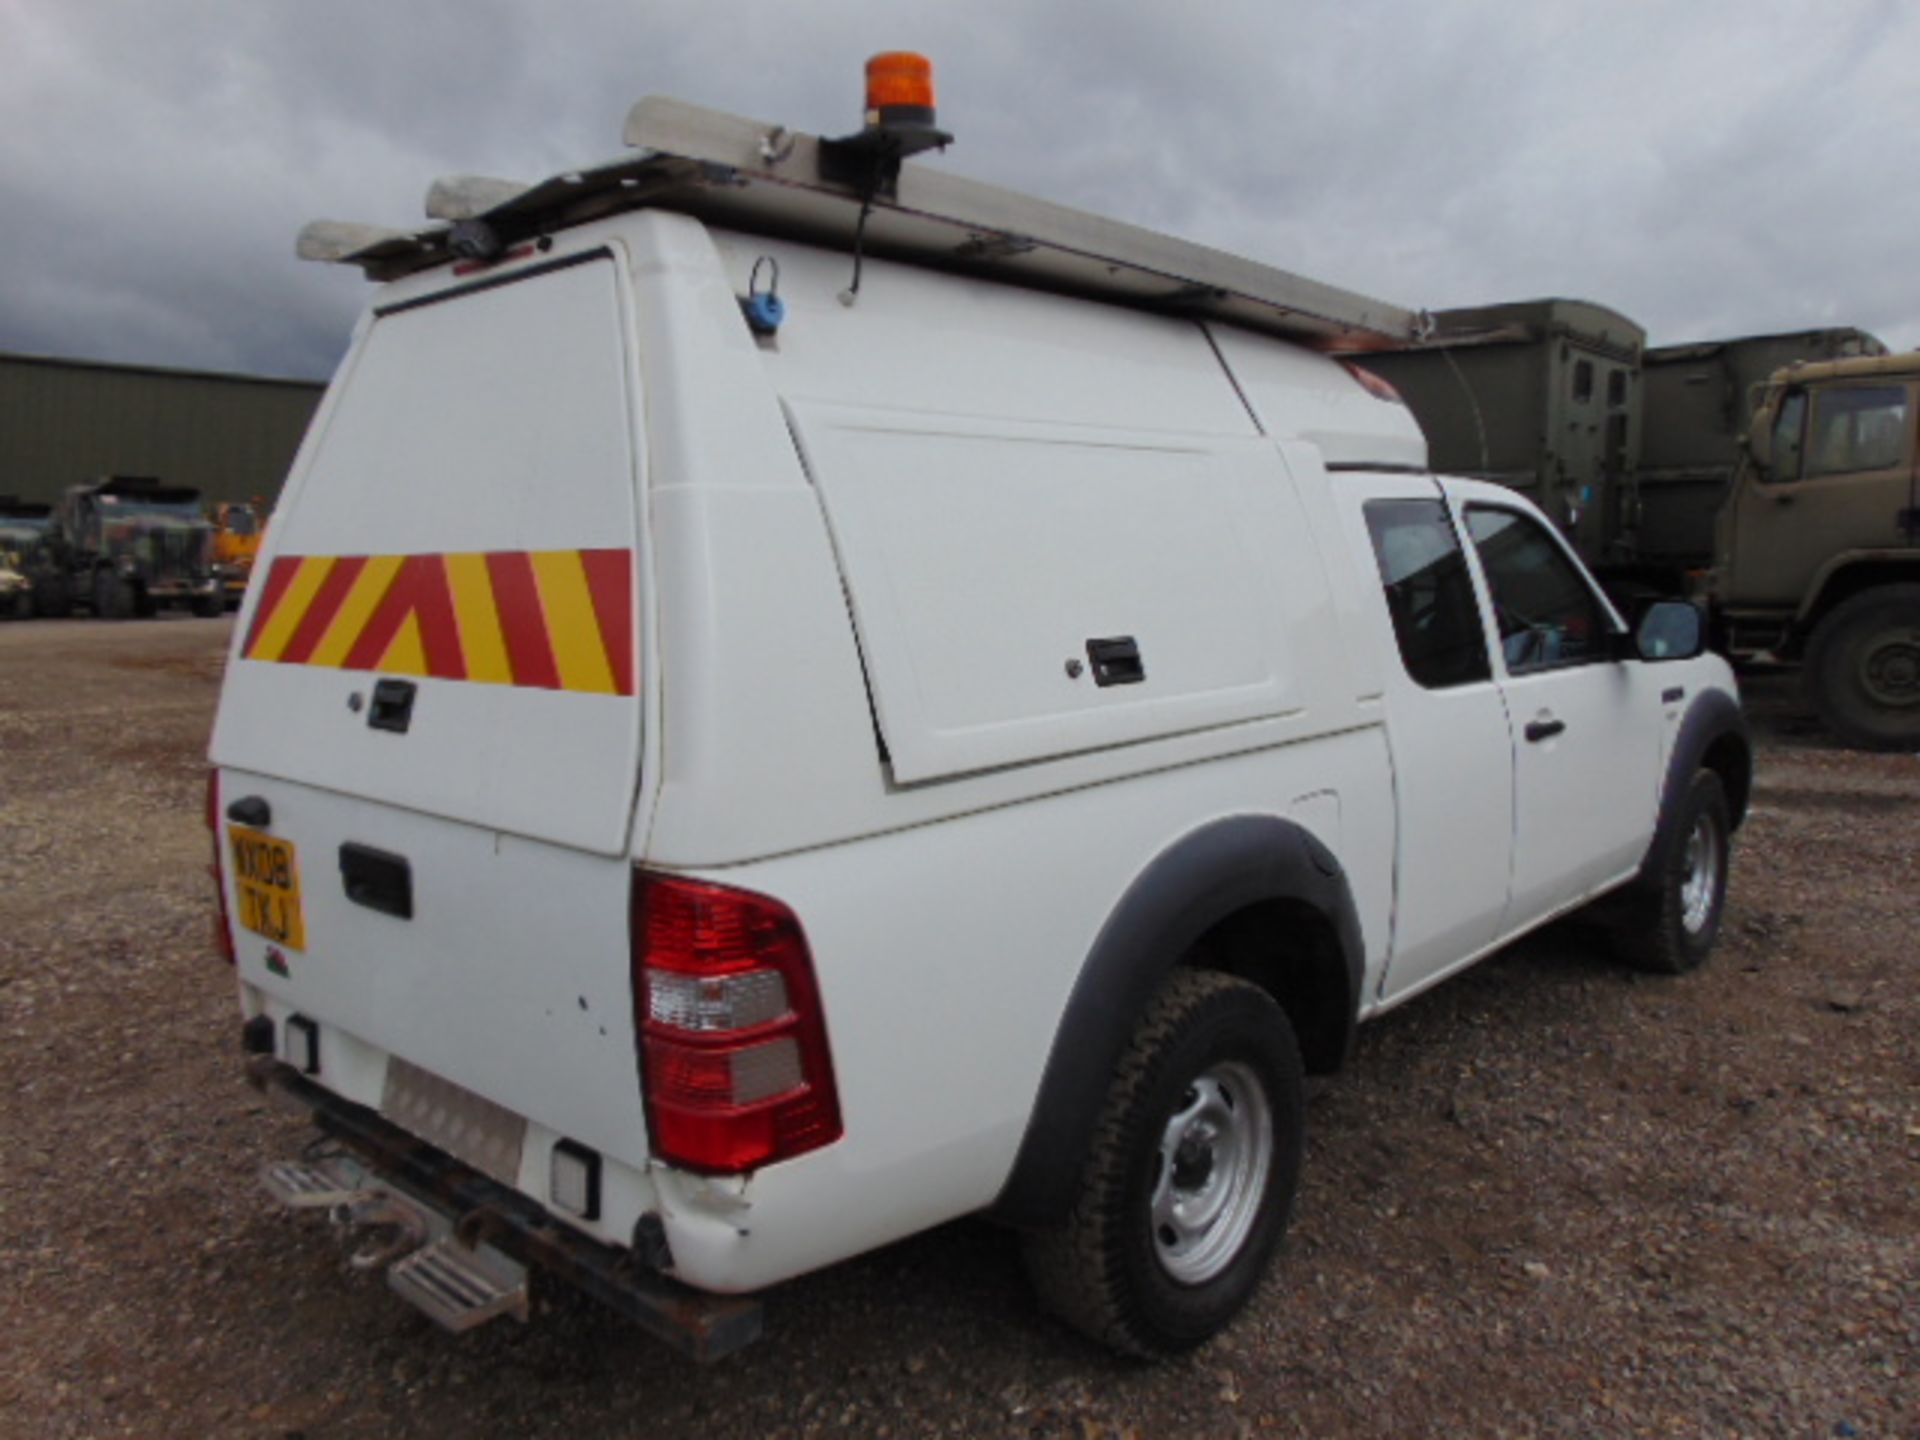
[
  {"x1": 864, "y1": 51, "x2": 936, "y2": 128},
  {"x1": 820, "y1": 50, "x2": 952, "y2": 192}
]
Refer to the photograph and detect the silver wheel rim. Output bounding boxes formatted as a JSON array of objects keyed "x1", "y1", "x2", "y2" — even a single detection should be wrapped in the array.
[
  {"x1": 1149, "y1": 1060, "x2": 1273, "y2": 1286},
  {"x1": 1679, "y1": 811, "x2": 1722, "y2": 936}
]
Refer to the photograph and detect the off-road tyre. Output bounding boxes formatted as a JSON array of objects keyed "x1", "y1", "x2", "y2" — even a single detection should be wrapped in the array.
[
  {"x1": 1022, "y1": 970, "x2": 1304, "y2": 1358},
  {"x1": 192, "y1": 591, "x2": 224, "y2": 618},
  {"x1": 93, "y1": 569, "x2": 133, "y2": 620},
  {"x1": 1802, "y1": 584, "x2": 1920, "y2": 751},
  {"x1": 1608, "y1": 769, "x2": 1730, "y2": 975},
  {"x1": 7, "y1": 589, "x2": 30, "y2": 620}
]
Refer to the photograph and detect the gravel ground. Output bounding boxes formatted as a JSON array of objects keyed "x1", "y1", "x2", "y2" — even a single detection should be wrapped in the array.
[{"x1": 1, "y1": 617, "x2": 1915, "y2": 1439}]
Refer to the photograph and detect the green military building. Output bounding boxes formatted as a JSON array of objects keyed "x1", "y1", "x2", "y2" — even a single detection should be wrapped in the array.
[{"x1": 0, "y1": 351, "x2": 323, "y2": 509}]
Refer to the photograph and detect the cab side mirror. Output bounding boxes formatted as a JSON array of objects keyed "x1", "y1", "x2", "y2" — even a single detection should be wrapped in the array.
[
  {"x1": 1742, "y1": 423, "x2": 1771, "y2": 474},
  {"x1": 1633, "y1": 601, "x2": 1705, "y2": 662}
]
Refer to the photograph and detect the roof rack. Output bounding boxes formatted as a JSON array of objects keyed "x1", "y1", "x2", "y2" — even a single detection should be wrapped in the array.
[{"x1": 299, "y1": 97, "x2": 1426, "y2": 351}]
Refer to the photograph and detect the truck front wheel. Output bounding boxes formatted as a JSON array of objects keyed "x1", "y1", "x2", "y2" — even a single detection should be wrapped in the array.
[
  {"x1": 93, "y1": 570, "x2": 133, "y2": 620},
  {"x1": 1022, "y1": 970, "x2": 1303, "y2": 1357},
  {"x1": 1803, "y1": 583, "x2": 1920, "y2": 750}
]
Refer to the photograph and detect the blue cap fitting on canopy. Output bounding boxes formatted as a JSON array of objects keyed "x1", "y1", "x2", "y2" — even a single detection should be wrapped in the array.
[{"x1": 741, "y1": 292, "x2": 786, "y2": 335}]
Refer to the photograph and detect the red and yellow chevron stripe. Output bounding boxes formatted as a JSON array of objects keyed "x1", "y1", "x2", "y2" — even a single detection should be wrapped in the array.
[{"x1": 243, "y1": 550, "x2": 634, "y2": 696}]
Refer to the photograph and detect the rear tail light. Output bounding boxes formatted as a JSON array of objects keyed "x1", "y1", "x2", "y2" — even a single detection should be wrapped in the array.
[
  {"x1": 632, "y1": 872, "x2": 842, "y2": 1174},
  {"x1": 207, "y1": 769, "x2": 236, "y2": 965}
]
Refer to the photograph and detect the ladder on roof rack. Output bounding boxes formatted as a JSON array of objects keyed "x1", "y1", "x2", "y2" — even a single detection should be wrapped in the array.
[{"x1": 298, "y1": 97, "x2": 1426, "y2": 351}]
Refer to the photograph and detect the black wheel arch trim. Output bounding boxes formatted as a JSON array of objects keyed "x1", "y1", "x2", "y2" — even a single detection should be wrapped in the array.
[
  {"x1": 1638, "y1": 688, "x2": 1751, "y2": 883},
  {"x1": 987, "y1": 814, "x2": 1363, "y2": 1230}
]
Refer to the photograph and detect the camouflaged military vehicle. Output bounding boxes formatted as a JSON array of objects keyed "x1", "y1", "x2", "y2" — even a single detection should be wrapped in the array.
[
  {"x1": 0, "y1": 497, "x2": 71, "y2": 618},
  {"x1": 58, "y1": 475, "x2": 224, "y2": 618},
  {"x1": 1709, "y1": 352, "x2": 1920, "y2": 749}
]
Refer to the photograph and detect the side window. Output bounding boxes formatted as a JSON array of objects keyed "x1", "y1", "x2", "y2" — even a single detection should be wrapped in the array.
[
  {"x1": 1464, "y1": 506, "x2": 1613, "y2": 673},
  {"x1": 1363, "y1": 499, "x2": 1491, "y2": 689},
  {"x1": 1766, "y1": 389, "x2": 1808, "y2": 484},
  {"x1": 1807, "y1": 385, "x2": 1910, "y2": 477},
  {"x1": 1572, "y1": 359, "x2": 1594, "y2": 404}
]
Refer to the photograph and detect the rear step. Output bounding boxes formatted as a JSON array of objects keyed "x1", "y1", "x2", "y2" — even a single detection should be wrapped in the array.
[
  {"x1": 389, "y1": 1238, "x2": 531, "y2": 1331},
  {"x1": 250, "y1": 1059, "x2": 766, "y2": 1360},
  {"x1": 261, "y1": 1152, "x2": 529, "y2": 1331},
  {"x1": 261, "y1": 1156, "x2": 366, "y2": 1210}
]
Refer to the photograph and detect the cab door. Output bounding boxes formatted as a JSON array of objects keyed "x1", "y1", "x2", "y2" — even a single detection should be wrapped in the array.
[
  {"x1": 1335, "y1": 476, "x2": 1513, "y2": 1004},
  {"x1": 1723, "y1": 380, "x2": 1918, "y2": 607},
  {"x1": 1454, "y1": 490, "x2": 1665, "y2": 928}
]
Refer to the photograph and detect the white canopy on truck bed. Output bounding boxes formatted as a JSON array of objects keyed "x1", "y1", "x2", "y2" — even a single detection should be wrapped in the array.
[{"x1": 298, "y1": 97, "x2": 1426, "y2": 352}]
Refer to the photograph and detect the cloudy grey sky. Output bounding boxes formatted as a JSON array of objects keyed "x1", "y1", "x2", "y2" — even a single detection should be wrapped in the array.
[{"x1": 3, "y1": 1, "x2": 1915, "y2": 381}]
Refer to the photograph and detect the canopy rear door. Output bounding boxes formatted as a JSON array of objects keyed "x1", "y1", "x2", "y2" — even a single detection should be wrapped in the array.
[{"x1": 211, "y1": 251, "x2": 644, "y2": 855}]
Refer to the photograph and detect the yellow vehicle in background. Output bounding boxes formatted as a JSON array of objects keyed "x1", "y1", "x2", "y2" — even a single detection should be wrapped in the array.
[{"x1": 212, "y1": 500, "x2": 265, "y2": 607}]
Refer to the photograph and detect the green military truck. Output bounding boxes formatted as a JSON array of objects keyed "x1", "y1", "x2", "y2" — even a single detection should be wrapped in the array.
[
  {"x1": 1351, "y1": 308, "x2": 1914, "y2": 748},
  {"x1": 1708, "y1": 352, "x2": 1920, "y2": 749},
  {"x1": 1639, "y1": 328, "x2": 1887, "y2": 581}
]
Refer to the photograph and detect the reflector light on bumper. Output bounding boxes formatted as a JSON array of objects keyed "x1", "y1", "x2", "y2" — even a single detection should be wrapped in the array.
[{"x1": 549, "y1": 1139, "x2": 601, "y2": 1220}]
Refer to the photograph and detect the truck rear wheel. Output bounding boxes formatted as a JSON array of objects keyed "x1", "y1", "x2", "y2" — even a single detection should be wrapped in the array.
[
  {"x1": 1803, "y1": 584, "x2": 1920, "y2": 751},
  {"x1": 1021, "y1": 970, "x2": 1303, "y2": 1357}
]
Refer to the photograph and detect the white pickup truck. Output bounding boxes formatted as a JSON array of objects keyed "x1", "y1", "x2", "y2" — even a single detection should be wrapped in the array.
[{"x1": 209, "y1": 74, "x2": 1750, "y2": 1360}]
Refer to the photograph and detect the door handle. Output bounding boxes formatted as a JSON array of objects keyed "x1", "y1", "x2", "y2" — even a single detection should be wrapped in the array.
[
  {"x1": 339, "y1": 844, "x2": 413, "y2": 919},
  {"x1": 1524, "y1": 718, "x2": 1566, "y2": 743}
]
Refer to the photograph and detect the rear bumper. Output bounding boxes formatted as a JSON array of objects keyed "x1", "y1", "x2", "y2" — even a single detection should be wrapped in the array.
[{"x1": 247, "y1": 1056, "x2": 764, "y2": 1361}]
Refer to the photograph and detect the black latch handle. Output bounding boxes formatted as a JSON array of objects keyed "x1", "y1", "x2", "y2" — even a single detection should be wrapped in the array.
[
  {"x1": 1086, "y1": 636, "x2": 1145, "y2": 688},
  {"x1": 226, "y1": 795, "x2": 272, "y2": 828},
  {"x1": 368, "y1": 679, "x2": 417, "y2": 734}
]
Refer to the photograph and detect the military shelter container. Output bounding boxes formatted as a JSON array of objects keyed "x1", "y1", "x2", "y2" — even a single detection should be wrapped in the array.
[{"x1": 1347, "y1": 300, "x2": 1645, "y2": 570}]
